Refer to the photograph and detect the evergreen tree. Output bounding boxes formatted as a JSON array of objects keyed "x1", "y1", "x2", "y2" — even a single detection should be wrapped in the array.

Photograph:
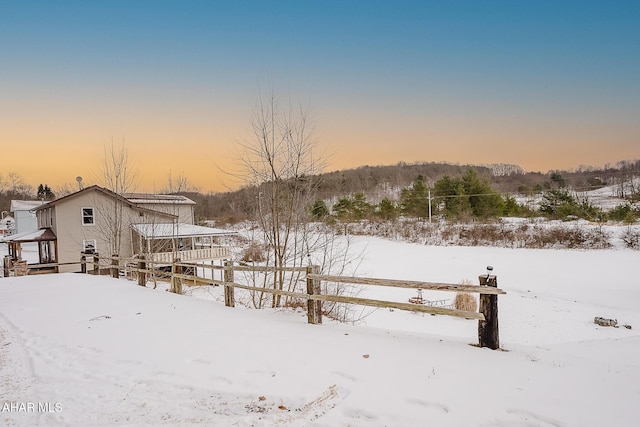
[
  {"x1": 332, "y1": 197, "x2": 354, "y2": 221},
  {"x1": 399, "y1": 175, "x2": 430, "y2": 219},
  {"x1": 332, "y1": 193, "x2": 372, "y2": 221},
  {"x1": 311, "y1": 200, "x2": 329, "y2": 220},
  {"x1": 350, "y1": 193, "x2": 372, "y2": 220},
  {"x1": 434, "y1": 169, "x2": 502, "y2": 219},
  {"x1": 376, "y1": 198, "x2": 398, "y2": 221},
  {"x1": 37, "y1": 184, "x2": 55, "y2": 200},
  {"x1": 462, "y1": 169, "x2": 503, "y2": 218},
  {"x1": 539, "y1": 189, "x2": 577, "y2": 218}
]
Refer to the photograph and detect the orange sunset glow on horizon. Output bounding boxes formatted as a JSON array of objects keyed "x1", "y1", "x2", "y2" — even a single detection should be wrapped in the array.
[{"x1": 2, "y1": 1, "x2": 638, "y2": 193}]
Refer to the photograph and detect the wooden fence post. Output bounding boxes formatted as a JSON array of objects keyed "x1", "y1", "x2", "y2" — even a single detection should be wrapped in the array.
[
  {"x1": 478, "y1": 274, "x2": 499, "y2": 349},
  {"x1": 80, "y1": 255, "x2": 87, "y2": 274},
  {"x1": 171, "y1": 258, "x2": 182, "y2": 294},
  {"x1": 223, "y1": 260, "x2": 235, "y2": 307},
  {"x1": 306, "y1": 265, "x2": 322, "y2": 324},
  {"x1": 111, "y1": 254, "x2": 119, "y2": 279},
  {"x1": 3, "y1": 256, "x2": 11, "y2": 278},
  {"x1": 93, "y1": 253, "x2": 100, "y2": 275},
  {"x1": 137, "y1": 255, "x2": 146, "y2": 287}
]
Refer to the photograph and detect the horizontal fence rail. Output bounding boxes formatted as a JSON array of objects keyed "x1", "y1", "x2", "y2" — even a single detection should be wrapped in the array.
[
  {"x1": 116, "y1": 256, "x2": 504, "y2": 349},
  {"x1": 309, "y1": 293, "x2": 485, "y2": 320},
  {"x1": 4, "y1": 252, "x2": 504, "y2": 349},
  {"x1": 307, "y1": 274, "x2": 506, "y2": 295}
]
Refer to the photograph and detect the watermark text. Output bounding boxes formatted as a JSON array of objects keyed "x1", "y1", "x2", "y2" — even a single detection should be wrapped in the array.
[{"x1": 1, "y1": 401, "x2": 62, "y2": 413}]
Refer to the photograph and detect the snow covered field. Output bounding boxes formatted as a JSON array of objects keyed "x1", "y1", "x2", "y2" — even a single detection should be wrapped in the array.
[{"x1": 1, "y1": 237, "x2": 639, "y2": 426}]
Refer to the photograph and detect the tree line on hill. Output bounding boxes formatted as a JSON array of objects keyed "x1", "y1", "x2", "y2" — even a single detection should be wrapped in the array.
[
  {"x1": 0, "y1": 172, "x2": 58, "y2": 215},
  {"x1": 2, "y1": 159, "x2": 639, "y2": 224},
  {"x1": 192, "y1": 159, "x2": 640, "y2": 224}
]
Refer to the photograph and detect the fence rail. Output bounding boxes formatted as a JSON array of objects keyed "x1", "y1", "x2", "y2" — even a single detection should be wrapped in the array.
[
  {"x1": 307, "y1": 274, "x2": 506, "y2": 295},
  {"x1": 115, "y1": 256, "x2": 505, "y2": 349},
  {"x1": 3, "y1": 252, "x2": 505, "y2": 349}
]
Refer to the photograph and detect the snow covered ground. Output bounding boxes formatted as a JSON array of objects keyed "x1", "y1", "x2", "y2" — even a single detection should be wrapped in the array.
[
  {"x1": 1, "y1": 237, "x2": 639, "y2": 426},
  {"x1": 514, "y1": 178, "x2": 640, "y2": 213}
]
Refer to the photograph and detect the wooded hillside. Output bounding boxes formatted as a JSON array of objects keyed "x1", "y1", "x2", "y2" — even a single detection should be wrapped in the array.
[{"x1": 190, "y1": 160, "x2": 640, "y2": 222}]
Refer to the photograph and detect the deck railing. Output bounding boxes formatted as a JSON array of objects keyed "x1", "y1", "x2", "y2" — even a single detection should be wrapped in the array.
[{"x1": 148, "y1": 247, "x2": 231, "y2": 264}]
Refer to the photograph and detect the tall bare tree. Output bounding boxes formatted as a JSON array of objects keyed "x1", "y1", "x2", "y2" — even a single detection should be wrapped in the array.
[
  {"x1": 6, "y1": 172, "x2": 33, "y2": 196},
  {"x1": 98, "y1": 140, "x2": 138, "y2": 256},
  {"x1": 238, "y1": 90, "x2": 325, "y2": 307}
]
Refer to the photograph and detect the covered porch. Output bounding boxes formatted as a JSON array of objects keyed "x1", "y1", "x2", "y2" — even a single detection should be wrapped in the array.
[
  {"x1": 131, "y1": 223, "x2": 236, "y2": 265},
  {"x1": 2, "y1": 228, "x2": 58, "y2": 276}
]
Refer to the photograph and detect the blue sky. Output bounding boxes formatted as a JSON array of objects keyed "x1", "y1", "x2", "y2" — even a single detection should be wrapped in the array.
[{"x1": 1, "y1": 1, "x2": 639, "y2": 191}]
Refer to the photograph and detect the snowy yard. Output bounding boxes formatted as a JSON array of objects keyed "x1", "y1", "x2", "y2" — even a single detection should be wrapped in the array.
[{"x1": 1, "y1": 237, "x2": 639, "y2": 426}]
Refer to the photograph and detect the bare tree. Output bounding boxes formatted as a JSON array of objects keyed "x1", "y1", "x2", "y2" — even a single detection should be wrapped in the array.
[
  {"x1": 97, "y1": 140, "x2": 138, "y2": 256},
  {"x1": 54, "y1": 182, "x2": 79, "y2": 198},
  {"x1": 237, "y1": 90, "x2": 325, "y2": 307},
  {"x1": 164, "y1": 170, "x2": 198, "y2": 194},
  {"x1": 6, "y1": 172, "x2": 33, "y2": 196}
]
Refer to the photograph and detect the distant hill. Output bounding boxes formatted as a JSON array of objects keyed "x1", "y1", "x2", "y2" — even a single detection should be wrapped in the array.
[{"x1": 182, "y1": 160, "x2": 640, "y2": 222}]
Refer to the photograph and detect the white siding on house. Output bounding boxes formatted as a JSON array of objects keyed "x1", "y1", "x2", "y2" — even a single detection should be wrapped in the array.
[
  {"x1": 10, "y1": 200, "x2": 44, "y2": 234},
  {"x1": 52, "y1": 190, "x2": 171, "y2": 273}
]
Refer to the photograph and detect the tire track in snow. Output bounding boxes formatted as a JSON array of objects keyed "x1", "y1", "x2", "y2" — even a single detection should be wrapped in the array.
[{"x1": 0, "y1": 314, "x2": 35, "y2": 401}]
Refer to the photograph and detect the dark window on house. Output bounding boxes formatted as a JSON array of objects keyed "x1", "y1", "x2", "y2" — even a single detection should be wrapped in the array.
[
  {"x1": 83, "y1": 239, "x2": 96, "y2": 254},
  {"x1": 82, "y1": 207, "x2": 95, "y2": 225}
]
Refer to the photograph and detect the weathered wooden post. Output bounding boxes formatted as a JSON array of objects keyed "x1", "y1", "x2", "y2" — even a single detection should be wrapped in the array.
[
  {"x1": 223, "y1": 260, "x2": 235, "y2": 307},
  {"x1": 478, "y1": 273, "x2": 499, "y2": 349},
  {"x1": 93, "y1": 253, "x2": 100, "y2": 275},
  {"x1": 111, "y1": 254, "x2": 119, "y2": 279},
  {"x1": 306, "y1": 265, "x2": 322, "y2": 324},
  {"x1": 171, "y1": 258, "x2": 182, "y2": 294},
  {"x1": 137, "y1": 255, "x2": 146, "y2": 287},
  {"x1": 4, "y1": 255, "x2": 13, "y2": 277},
  {"x1": 80, "y1": 255, "x2": 87, "y2": 274}
]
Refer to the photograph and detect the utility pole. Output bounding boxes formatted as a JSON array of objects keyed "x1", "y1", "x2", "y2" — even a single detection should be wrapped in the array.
[{"x1": 428, "y1": 188, "x2": 432, "y2": 223}]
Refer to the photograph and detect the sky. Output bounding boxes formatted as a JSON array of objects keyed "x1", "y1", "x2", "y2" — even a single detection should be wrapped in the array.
[{"x1": 1, "y1": 0, "x2": 639, "y2": 193}]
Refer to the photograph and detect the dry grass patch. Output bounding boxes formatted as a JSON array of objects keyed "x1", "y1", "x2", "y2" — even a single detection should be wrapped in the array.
[
  {"x1": 241, "y1": 243, "x2": 267, "y2": 263},
  {"x1": 454, "y1": 279, "x2": 478, "y2": 312}
]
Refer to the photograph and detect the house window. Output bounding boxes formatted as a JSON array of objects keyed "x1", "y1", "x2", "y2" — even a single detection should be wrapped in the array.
[
  {"x1": 83, "y1": 240, "x2": 97, "y2": 254},
  {"x1": 82, "y1": 207, "x2": 95, "y2": 226},
  {"x1": 48, "y1": 208, "x2": 53, "y2": 227}
]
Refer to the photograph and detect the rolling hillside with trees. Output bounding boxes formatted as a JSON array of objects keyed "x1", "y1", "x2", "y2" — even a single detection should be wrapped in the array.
[
  {"x1": 3, "y1": 159, "x2": 639, "y2": 227},
  {"x1": 191, "y1": 159, "x2": 640, "y2": 225}
]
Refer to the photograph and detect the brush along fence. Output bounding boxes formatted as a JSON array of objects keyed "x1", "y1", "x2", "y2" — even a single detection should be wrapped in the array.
[{"x1": 92, "y1": 255, "x2": 507, "y2": 350}]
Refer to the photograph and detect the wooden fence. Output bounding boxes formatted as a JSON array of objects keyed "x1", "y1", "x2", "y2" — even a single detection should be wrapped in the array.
[
  {"x1": 3, "y1": 253, "x2": 505, "y2": 349},
  {"x1": 87, "y1": 254, "x2": 506, "y2": 350}
]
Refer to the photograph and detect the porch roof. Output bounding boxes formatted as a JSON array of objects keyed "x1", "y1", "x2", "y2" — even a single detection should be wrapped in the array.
[
  {"x1": 131, "y1": 223, "x2": 236, "y2": 240},
  {"x1": 2, "y1": 228, "x2": 56, "y2": 243}
]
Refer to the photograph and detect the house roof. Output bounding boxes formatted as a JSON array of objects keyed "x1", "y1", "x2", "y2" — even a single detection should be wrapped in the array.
[
  {"x1": 2, "y1": 227, "x2": 56, "y2": 243},
  {"x1": 123, "y1": 193, "x2": 196, "y2": 205},
  {"x1": 132, "y1": 223, "x2": 237, "y2": 240},
  {"x1": 34, "y1": 186, "x2": 177, "y2": 219},
  {"x1": 0, "y1": 215, "x2": 14, "y2": 226},
  {"x1": 10, "y1": 200, "x2": 45, "y2": 212}
]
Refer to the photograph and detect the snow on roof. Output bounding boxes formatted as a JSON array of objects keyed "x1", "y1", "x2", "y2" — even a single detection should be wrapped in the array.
[
  {"x1": 124, "y1": 193, "x2": 196, "y2": 205},
  {"x1": 10, "y1": 200, "x2": 45, "y2": 212},
  {"x1": 131, "y1": 223, "x2": 236, "y2": 240},
  {"x1": 2, "y1": 227, "x2": 56, "y2": 243}
]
